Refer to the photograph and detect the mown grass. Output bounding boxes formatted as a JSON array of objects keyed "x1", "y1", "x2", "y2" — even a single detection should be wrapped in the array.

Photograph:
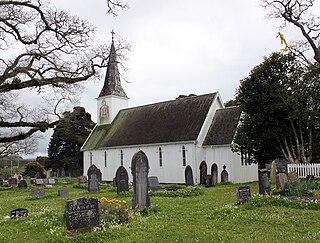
[{"x1": 0, "y1": 180, "x2": 319, "y2": 242}]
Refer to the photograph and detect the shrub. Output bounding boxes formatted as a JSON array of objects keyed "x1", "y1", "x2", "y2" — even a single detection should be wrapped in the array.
[{"x1": 23, "y1": 161, "x2": 45, "y2": 177}]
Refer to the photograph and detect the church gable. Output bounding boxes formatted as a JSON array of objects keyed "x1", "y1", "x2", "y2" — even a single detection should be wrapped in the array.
[
  {"x1": 203, "y1": 106, "x2": 241, "y2": 146},
  {"x1": 85, "y1": 93, "x2": 217, "y2": 149}
]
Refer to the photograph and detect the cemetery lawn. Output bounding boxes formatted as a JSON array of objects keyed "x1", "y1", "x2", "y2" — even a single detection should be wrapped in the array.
[{"x1": 0, "y1": 181, "x2": 320, "y2": 242}]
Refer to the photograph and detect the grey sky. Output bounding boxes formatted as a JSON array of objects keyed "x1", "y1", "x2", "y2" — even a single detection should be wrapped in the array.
[{"x1": 32, "y1": 0, "x2": 297, "y2": 157}]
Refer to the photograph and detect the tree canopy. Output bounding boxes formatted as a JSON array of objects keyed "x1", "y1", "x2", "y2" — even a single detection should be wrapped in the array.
[
  {"x1": 47, "y1": 106, "x2": 95, "y2": 176},
  {"x1": 0, "y1": 0, "x2": 127, "y2": 157},
  {"x1": 234, "y1": 52, "x2": 320, "y2": 167}
]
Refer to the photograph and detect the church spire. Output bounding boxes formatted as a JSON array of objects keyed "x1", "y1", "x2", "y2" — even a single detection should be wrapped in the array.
[{"x1": 98, "y1": 30, "x2": 127, "y2": 98}]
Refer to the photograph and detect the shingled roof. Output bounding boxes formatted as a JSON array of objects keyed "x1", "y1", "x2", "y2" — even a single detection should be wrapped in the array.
[
  {"x1": 203, "y1": 106, "x2": 241, "y2": 146},
  {"x1": 82, "y1": 93, "x2": 217, "y2": 150}
]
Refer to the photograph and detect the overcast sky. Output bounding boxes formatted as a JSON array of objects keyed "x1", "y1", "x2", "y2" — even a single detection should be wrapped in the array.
[{"x1": 31, "y1": 0, "x2": 300, "y2": 157}]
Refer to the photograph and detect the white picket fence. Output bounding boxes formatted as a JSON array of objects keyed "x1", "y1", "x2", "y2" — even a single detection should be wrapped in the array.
[{"x1": 287, "y1": 163, "x2": 320, "y2": 178}]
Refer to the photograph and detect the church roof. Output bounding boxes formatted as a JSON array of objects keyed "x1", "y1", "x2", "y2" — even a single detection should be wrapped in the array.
[
  {"x1": 82, "y1": 93, "x2": 217, "y2": 150},
  {"x1": 203, "y1": 106, "x2": 241, "y2": 146},
  {"x1": 98, "y1": 39, "x2": 127, "y2": 98}
]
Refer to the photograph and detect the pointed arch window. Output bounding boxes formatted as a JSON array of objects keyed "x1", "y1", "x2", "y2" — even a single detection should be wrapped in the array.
[
  {"x1": 120, "y1": 150, "x2": 124, "y2": 166},
  {"x1": 182, "y1": 146, "x2": 186, "y2": 166},
  {"x1": 104, "y1": 151, "x2": 107, "y2": 167},
  {"x1": 159, "y1": 147, "x2": 163, "y2": 167}
]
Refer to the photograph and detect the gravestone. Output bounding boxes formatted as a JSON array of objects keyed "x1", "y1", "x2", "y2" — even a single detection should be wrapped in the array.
[
  {"x1": 221, "y1": 165, "x2": 228, "y2": 183},
  {"x1": 30, "y1": 188, "x2": 45, "y2": 197},
  {"x1": 0, "y1": 178, "x2": 3, "y2": 186},
  {"x1": 11, "y1": 208, "x2": 28, "y2": 219},
  {"x1": 98, "y1": 169, "x2": 102, "y2": 183},
  {"x1": 58, "y1": 189, "x2": 69, "y2": 197},
  {"x1": 306, "y1": 175, "x2": 315, "y2": 183},
  {"x1": 43, "y1": 179, "x2": 49, "y2": 185},
  {"x1": 211, "y1": 164, "x2": 218, "y2": 185},
  {"x1": 148, "y1": 176, "x2": 161, "y2": 192},
  {"x1": 65, "y1": 197, "x2": 99, "y2": 231},
  {"x1": 276, "y1": 173, "x2": 288, "y2": 189},
  {"x1": 48, "y1": 178, "x2": 56, "y2": 184},
  {"x1": 8, "y1": 178, "x2": 18, "y2": 187},
  {"x1": 61, "y1": 168, "x2": 66, "y2": 178},
  {"x1": 185, "y1": 166, "x2": 194, "y2": 186},
  {"x1": 237, "y1": 186, "x2": 251, "y2": 204},
  {"x1": 131, "y1": 150, "x2": 150, "y2": 209},
  {"x1": 287, "y1": 171, "x2": 299, "y2": 181},
  {"x1": 258, "y1": 169, "x2": 271, "y2": 195},
  {"x1": 79, "y1": 176, "x2": 88, "y2": 184},
  {"x1": 30, "y1": 178, "x2": 36, "y2": 185},
  {"x1": 87, "y1": 165, "x2": 99, "y2": 192},
  {"x1": 199, "y1": 161, "x2": 207, "y2": 185},
  {"x1": 35, "y1": 179, "x2": 44, "y2": 186},
  {"x1": 270, "y1": 161, "x2": 277, "y2": 183},
  {"x1": 115, "y1": 166, "x2": 129, "y2": 194},
  {"x1": 204, "y1": 175, "x2": 213, "y2": 187},
  {"x1": 18, "y1": 179, "x2": 28, "y2": 189}
]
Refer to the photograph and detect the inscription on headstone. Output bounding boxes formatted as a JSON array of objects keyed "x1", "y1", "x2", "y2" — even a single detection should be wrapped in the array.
[
  {"x1": 115, "y1": 166, "x2": 129, "y2": 194},
  {"x1": 87, "y1": 165, "x2": 99, "y2": 192},
  {"x1": 30, "y1": 188, "x2": 45, "y2": 197},
  {"x1": 185, "y1": 166, "x2": 194, "y2": 186},
  {"x1": 131, "y1": 150, "x2": 150, "y2": 209},
  {"x1": 58, "y1": 189, "x2": 69, "y2": 197},
  {"x1": 10, "y1": 208, "x2": 28, "y2": 219},
  {"x1": 237, "y1": 186, "x2": 251, "y2": 204},
  {"x1": 148, "y1": 176, "x2": 161, "y2": 192},
  {"x1": 276, "y1": 173, "x2": 288, "y2": 189},
  {"x1": 65, "y1": 198, "x2": 99, "y2": 231}
]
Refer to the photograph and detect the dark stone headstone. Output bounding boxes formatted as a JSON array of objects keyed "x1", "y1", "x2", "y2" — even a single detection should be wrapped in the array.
[
  {"x1": 204, "y1": 175, "x2": 213, "y2": 187},
  {"x1": 237, "y1": 186, "x2": 251, "y2": 204},
  {"x1": 30, "y1": 188, "x2": 45, "y2": 197},
  {"x1": 221, "y1": 165, "x2": 228, "y2": 183},
  {"x1": 0, "y1": 178, "x2": 3, "y2": 186},
  {"x1": 258, "y1": 169, "x2": 271, "y2": 195},
  {"x1": 18, "y1": 180, "x2": 28, "y2": 189},
  {"x1": 131, "y1": 150, "x2": 150, "y2": 209},
  {"x1": 199, "y1": 161, "x2": 207, "y2": 185},
  {"x1": 65, "y1": 198, "x2": 99, "y2": 231},
  {"x1": 8, "y1": 178, "x2": 18, "y2": 187},
  {"x1": 79, "y1": 176, "x2": 88, "y2": 184},
  {"x1": 211, "y1": 164, "x2": 218, "y2": 185},
  {"x1": 98, "y1": 169, "x2": 102, "y2": 183},
  {"x1": 306, "y1": 175, "x2": 315, "y2": 183},
  {"x1": 58, "y1": 189, "x2": 69, "y2": 197},
  {"x1": 115, "y1": 166, "x2": 129, "y2": 194},
  {"x1": 148, "y1": 176, "x2": 161, "y2": 192},
  {"x1": 87, "y1": 165, "x2": 99, "y2": 192},
  {"x1": 287, "y1": 171, "x2": 299, "y2": 181},
  {"x1": 10, "y1": 208, "x2": 28, "y2": 219},
  {"x1": 40, "y1": 173, "x2": 46, "y2": 179},
  {"x1": 276, "y1": 173, "x2": 288, "y2": 189},
  {"x1": 185, "y1": 166, "x2": 194, "y2": 186}
]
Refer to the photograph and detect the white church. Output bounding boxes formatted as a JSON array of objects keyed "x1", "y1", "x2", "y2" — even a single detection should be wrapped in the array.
[{"x1": 81, "y1": 36, "x2": 258, "y2": 184}]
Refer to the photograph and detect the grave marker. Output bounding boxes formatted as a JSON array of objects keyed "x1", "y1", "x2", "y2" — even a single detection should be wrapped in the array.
[
  {"x1": 204, "y1": 175, "x2": 213, "y2": 187},
  {"x1": 276, "y1": 173, "x2": 288, "y2": 189},
  {"x1": 30, "y1": 188, "x2": 45, "y2": 197},
  {"x1": 148, "y1": 176, "x2": 161, "y2": 192},
  {"x1": 287, "y1": 171, "x2": 299, "y2": 181},
  {"x1": 58, "y1": 189, "x2": 69, "y2": 197},
  {"x1": 115, "y1": 166, "x2": 129, "y2": 194},
  {"x1": 65, "y1": 198, "x2": 99, "y2": 231},
  {"x1": 35, "y1": 179, "x2": 44, "y2": 186},
  {"x1": 48, "y1": 178, "x2": 56, "y2": 184},
  {"x1": 10, "y1": 208, "x2": 28, "y2": 219},
  {"x1": 0, "y1": 178, "x2": 3, "y2": 186},
  {"x1": 8, "y1": 178, "x2": 18, "y2": 187},
  {"x1": 258, "y1": 169, "x2": 271, "y2": 195},
  {"x1": 79, "y1": 176, "x2": 88, "y2": 184},
  {"x1": 185, "y1": 166, "x2": 194, "y2": 186},
  {"x1": 221, "y1": 165, "x2": 229, "y2": 183},
  {"x1": 18, "y1": 179, "x2": 28, "y2": 189},
  {"x1": 237, "y1": 186, "x2": 251, "y2": 204},
  {"x1": 87, "y1": 165, "x2": 99, "y2": 192}
]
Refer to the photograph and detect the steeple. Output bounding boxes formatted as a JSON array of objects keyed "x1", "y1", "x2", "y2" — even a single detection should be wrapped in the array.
[{"x1": 99, "y1": 30, "x2": 127, "y2": 98}]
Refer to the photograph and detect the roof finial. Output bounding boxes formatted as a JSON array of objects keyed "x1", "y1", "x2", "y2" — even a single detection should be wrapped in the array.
[{"x1": 111, "y1": 29, "x2": 115, "y2": 42}]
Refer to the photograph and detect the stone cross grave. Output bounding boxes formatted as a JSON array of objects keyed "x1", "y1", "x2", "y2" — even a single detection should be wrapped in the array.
[
  {"x1": 65, "y1": 197, "x2": 99, "y2": 231},
  {"x1": 185, "y1": 166, "x2": 194, "y2": 186},
  {"x1": 148, "y1": 176, "x2": 161, "y2": 192},
  {"x1": 276, "y1": 173, "x2": 288, "y2": 190},
  {"x1": 115, "y1": 166, "x2": 129, "y2": 194},
  {"x1": 131, "y1": 150, "x2": 150, "y2": 209},
  {"x1": 237, "y1": 186, "x2": 251, "y2": 204},
  {"x1": 87, "y1": 165, "x2": 99, "y2": 192}
]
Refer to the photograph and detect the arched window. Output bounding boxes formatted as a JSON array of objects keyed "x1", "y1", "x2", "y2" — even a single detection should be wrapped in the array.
[
  {"x1": 120, "y1": 150, "x2": 124, "y2": 166},
  {"x1": 182, "y1": 146, "x2": 186, "y2": 166},
  {"x1": 159, "y1": 147, "x2": 163, "y2": 167},
  {"x1": 104, "y1": 151, "x2": 107, "y2": 167}
]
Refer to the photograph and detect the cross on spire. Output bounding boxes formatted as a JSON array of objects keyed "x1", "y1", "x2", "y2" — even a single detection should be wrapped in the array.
[{"x1": 111, "y1": 30, "x2": 115, "y2": 41}]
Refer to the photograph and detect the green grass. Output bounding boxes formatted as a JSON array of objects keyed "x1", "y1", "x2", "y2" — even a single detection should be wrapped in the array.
[{"x1": 0, "y1": 180, "x2": 319, "y2": 242}]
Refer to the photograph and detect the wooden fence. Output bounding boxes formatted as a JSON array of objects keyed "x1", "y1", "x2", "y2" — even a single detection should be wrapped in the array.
[{"x1": 287, "y1": 163, "x2": 320, "y2": 178}]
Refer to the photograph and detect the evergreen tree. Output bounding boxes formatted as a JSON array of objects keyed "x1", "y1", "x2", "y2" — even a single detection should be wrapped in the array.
[{"x1": 47, "y1": 107, "x2": 95, "y2": 176}]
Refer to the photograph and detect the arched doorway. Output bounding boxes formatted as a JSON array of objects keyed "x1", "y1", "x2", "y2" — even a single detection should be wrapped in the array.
[
  {"x1": 185, "y1": 165, "x2": 194, "y2": 186},
  {"x1": 211, "y1": 163, "x2": 218, "y2": 185},
  {"x1": 199, "y1": 161, "x2": 207, "y2": 185},
  {"x1": 131, "y1": 150, "x2": 150, "y2": 209}
]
